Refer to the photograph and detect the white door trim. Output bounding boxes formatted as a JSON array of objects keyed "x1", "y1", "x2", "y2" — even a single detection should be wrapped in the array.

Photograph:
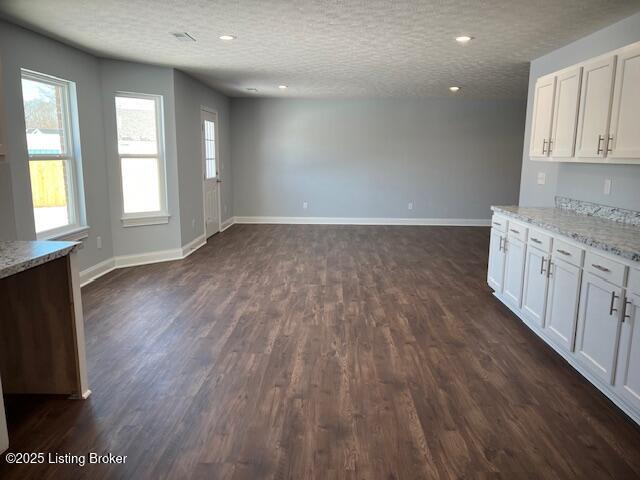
[{"x1": 201, "y1": 106, "x2": 222, "y2": 238}]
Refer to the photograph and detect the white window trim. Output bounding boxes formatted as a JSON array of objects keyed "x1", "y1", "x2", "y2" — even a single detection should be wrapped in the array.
[
  {"x1": 115, "y1": 91, "x2": 169, "y2": 227},
  {"x1": 21, "y1": 69, "x2": 88, "y2": 240}
]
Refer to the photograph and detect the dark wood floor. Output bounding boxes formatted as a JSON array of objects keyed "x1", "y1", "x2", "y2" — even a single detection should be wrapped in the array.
[{"x1": 1, "y1": 225, "x2": 639, "y2": 479}]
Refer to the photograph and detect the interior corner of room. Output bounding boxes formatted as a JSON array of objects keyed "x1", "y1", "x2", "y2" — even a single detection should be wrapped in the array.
[{"x1": 0, "y1": 2, "x2": 639, "y2": 478}]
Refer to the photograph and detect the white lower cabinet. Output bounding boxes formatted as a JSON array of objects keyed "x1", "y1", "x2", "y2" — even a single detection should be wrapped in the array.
[
  {"x1": 487, "y1": 228, "x2": 506, "y2": 293},
  {"x1": 522, "y1": 246, "x2": 549, "y2": 327},
  {"x1": 575, "y1": 272, "x2": 624, "y2": 384},
  {"x1": 615, "y1": 293, "x2": 640, "y2": 410},
  {"x1": 503, "y1": 237, "x2": 527, "y2": 308},
  {"x1": 544, "y1": 258, "x2": 582, "y2": 352}
]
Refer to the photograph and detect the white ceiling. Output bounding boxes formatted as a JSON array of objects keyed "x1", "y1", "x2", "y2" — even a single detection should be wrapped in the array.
[{"x1": 1, "y1": 0, "x2": 640, "y2": 98}]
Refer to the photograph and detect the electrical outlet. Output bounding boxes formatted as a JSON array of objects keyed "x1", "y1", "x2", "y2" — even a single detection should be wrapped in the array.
[
  {"x1": 303, "y1": 201, "x2": 308, "y2": 209},
  {"x1": 96, "y1": 236, "x2": 102, "y2": 249},
  {"x1": 603, "y1": 178, "x2": 612, "y2": 195},
  {"x1": 407, "y1": 202, "x2": 413, "y2": 211},
  {"x1": 537, "y1": 172, "x2": 546, "y2": 185}
]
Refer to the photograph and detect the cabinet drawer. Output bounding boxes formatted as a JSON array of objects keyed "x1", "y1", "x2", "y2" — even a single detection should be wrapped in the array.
[
  {"x1": 629, "y1": 267, "x2": 640, "y2": 296},
  {"x1": 528, "y1": 229, "x2": 552, "y2": 253},
  {"x1": 552, "y1": 238, "x2": 584, "y2": 266},
  {"x1": 507, "y1": 222, "x2": 528, "y2": 243},
  {"x1": 491, "y1": 215, "x2": 508, "y2": 233},
  {"x1": 585, "y1": 251, "x2": 627, "y2": 286}
]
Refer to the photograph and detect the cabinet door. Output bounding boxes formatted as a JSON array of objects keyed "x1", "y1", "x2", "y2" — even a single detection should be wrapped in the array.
[
  {"x1": 529, "y1": 75, "x2": 556, "y2": 158},
  {"x1": 522, "y1": 246, "x2": 549, "y2": 327},
  {"x1": 550, "y1": 67, "x2": 582, "y2": 158},
  {"x1": 575, "y1": 56, "x2": 616, "y2": 158},
  {"x1": 608, "y1": 45, "x2": 640, "y2": 161},
  {"x1": 615, "y1": 294, "x2": 640, "y2": 410},
  {"x1": 544, "y1": 258, "x2": 581, "y2": 352},
  {"x1": 575, "y1": 272, "x2": 623, "y2": 384},
  {"x1": 487, "y1": 229, "x2": 506, "y2": 293},
  {"x1": 503, "y1": 238, "x2": 526, "y2": 309}
]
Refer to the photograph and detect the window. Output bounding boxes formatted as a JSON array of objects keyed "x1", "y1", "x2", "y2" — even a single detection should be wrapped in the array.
[
  {"x1": 21, "y1": 70, "x2": 85, "y2": 238},
  {"x1": 203, "y1": 118, "x2": 216, "y2": 179},
  {"x1": 115, "y1": 93, "x2": 168, "y2": 225}
]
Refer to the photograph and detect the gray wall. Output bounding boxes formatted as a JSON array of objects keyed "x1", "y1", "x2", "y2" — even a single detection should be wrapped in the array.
[
  {"x1": 100, "y1": 60, "x2": 182, "y2": 257},
  {"x1": 173, "y1": 70, "x2": 232, "y2": 246},
  {"x1": 0, "y1": 20, "x2": 114, "y2": 270},
  {"x1": 520, "y1": 11, "x2": 640, "y2": 210},
  {"x1": 231, "y1": 98, "x2": 526, "y2": 220}
]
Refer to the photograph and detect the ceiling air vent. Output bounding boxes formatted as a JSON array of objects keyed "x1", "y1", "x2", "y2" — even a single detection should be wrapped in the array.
[{"x1": 171, "y1": 32, "x2": 196, "y2": 42}]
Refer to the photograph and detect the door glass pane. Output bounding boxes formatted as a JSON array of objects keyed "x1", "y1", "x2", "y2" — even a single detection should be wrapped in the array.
[
  {"x1": 204, "y1": 119, "x2": 216, "y2": 178},
  {"x1": 116, "y1": 97, "x2": 158, "y2": 155},
  {"x1": 29, "y1": 160, "x2": 71, "y2": 232},
  {"x1": 22, "y1": 78, "x2": 67, "y2": 156},
  {"x1": 121, "y1": 157, "x2": 161, "y2": 213}
]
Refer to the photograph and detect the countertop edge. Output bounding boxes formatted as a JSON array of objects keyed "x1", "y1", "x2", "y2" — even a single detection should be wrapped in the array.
[
  {"x1": 491, "y1": 206, "x2": 640, "y2": 264},
  {"x1": 0, "y1": 243, "x2": 78, "y2": 281}
]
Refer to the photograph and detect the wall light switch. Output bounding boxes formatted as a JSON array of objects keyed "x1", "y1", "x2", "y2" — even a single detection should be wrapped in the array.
[
  {"x1": 603, "y1": 178, "x2": 612, "y2": 195},
  {"x1": 537, "y1": 172, "x2": 546, "y2": 185},
  {"x1": 408, "y1": 202, "x2": 414, "y2": 211},
  {"x1": 303, "y1": 201, "x2": 308, "y2": 209}
]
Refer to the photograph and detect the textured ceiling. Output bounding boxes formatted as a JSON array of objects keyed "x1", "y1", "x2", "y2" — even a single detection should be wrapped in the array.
[{"x1": 1, "y1": 0, "x2": 640, "y2": 98}]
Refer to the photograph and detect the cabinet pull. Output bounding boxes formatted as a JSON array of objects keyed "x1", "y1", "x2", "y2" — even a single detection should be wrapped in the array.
[
  {"x1": 499, "y1": 236, "x2": 504, "y2": 252},
  {"x1": 623, "y1": 298, "x2": 633, "y2": 322},
  {"x1": 542, "y1": 139, "x2": 547, "y2": 155},
  {"x1": 548, "y1": 139, "x2": 553, "y2": 154},
  {"x1": 592, "y1": 264, "x2": 611, "y2": 273},
  {"x1": 540, "y1": 257, "x2": 546, "y2": 275},
  {"x1": 607, "y1": 135, "x2": 614, "y2": 153},
  {"x1": 492, "y1": 221, "x2": 501, "y2": 227},
  {"x1": 509, "y1": 228, "x2": 520, "y2": 234},
  {"x1": 597, "y1": 134, "x2": 604, "y2": 155},
  {"x1": 531, "y1": 237, "x2": 542, "y2": 244},
  {"x1": 609, "y1": 291, "x2": 619, "y2": 316},
  {"x1": 547, "y1": 261, "x2": 553, "y2": 278},
  {"x1": 556, "y1": 249, "x2": 571, "y2": 257}
]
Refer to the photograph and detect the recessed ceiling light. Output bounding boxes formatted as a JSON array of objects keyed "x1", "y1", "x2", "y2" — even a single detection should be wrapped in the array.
[
  {"x1": 219, "y1": 35, "x2": 236, "y2": 41},
  {"x1": 449, "y1": 86, "x2": 461, "y2": 92},
  {"x1": 246, "y1": 88, "x2": 258, "y2": 92},
  {"x1": 171, "y1": 32, "x2": 196, "y2": 42},
  {"x1": 278, "y1": 85, "x2": 288, "y2": 90},
  {"x1": 455, "y1": 35, "x2": 473, "y2": 44}
]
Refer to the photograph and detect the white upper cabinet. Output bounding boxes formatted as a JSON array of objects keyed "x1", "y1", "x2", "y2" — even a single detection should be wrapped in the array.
[
  {"x1": 550, "y1": 67, "x2": 582, "y2": 158},
  {"x1": 608, "y1": 43, "x2": 640, "y2": 162},
  {"x1": 529, "y1": 75, "x2": 556, "y2": 158},
  {"x1": 575, "y1": 55, "x2": 616, "y2": 159}
]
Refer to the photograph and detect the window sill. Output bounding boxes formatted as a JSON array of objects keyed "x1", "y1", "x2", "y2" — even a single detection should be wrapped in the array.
[
  {"x1": 121, "y1": 213, "x2": 170, "y2": 228},
  {"x1": 41, "y1": 225, "x2": 90, "y2": 242}
]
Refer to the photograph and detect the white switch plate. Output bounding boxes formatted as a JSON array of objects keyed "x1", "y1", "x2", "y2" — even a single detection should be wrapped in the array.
[
  {"x1": 303, "y1": 201, "x2": 308, "y2": 209},
  {"x1": 408, "y1": 202, "x2": 413, "y2": 210},
  {"x1": 537, "y1": 172, "x2": 546, "y2": 185},
  {"x1": 603, "y1": 178, "x2": 612, "y2": 195}
]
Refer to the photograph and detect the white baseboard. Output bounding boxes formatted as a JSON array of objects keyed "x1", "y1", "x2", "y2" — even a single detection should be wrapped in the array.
[
  {"x1": 80, "y1": 235, "x2": 207, "y2": 287},
  {"x1": 233, "y1": 216, "x2": 491, "y2": 226},
  {"x1": 220, "y1": 217, "x2": 234, "y2": 232},
  {"x1": 79, "y1": 257, "x2": 116, "y2": 287}
]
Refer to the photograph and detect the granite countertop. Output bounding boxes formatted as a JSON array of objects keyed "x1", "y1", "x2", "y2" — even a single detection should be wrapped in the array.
[
  {"x1": 491, "y1": 206, "x2": 640, "y2": 263},
  {"x1": 0, "y1": 241, "x2": 78, "y2": 280}
]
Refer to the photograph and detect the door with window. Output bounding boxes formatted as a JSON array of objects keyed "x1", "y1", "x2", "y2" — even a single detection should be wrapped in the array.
[{"x1": 202, "y1": 109, "x2": 220, "y2": 238}]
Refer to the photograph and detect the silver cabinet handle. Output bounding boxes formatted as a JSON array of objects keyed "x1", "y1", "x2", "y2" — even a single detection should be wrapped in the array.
[
  {"x1": 592, "y1": 264, "x2": 611, "y2": 273},
  {"x1": 531, "y1": 237, "x2": 542, "y2": 244},
  {"x1": 556, "y1": 249, "x2": 571, "y2": 256},
  {"x1": 492, "y1": 221, "x2": 501, "y2": 227},
  {"x1": 597, "y1": 134, "x2": 604, "y2": 155},
  {"x1": 499, "y1": 236, "x2": 504, "y2": 252},
  {"x1": 547, "y1": 261, "x2": 553, "y2": 278},
  {"x1": 542, "y1": 139, "x2": 547, "y2": 155},
  {"x1": 509, "y1": 228, "x2": 520, "y2": 234},
  {"x1": 623, "y1": 298, "x2": 633, "y2": 322},
  {"x1": 609, "y1": 291, "x2": 619, "y2": 316},
  {"x1": 540, "y1": 257, "x2": 546, "y2": 275},
  {"x1": 548, "y1": 139, "x2": 553, "y2": 154},
  {"x1": 607, "y1": 135, "x2": 614, "y2": 154}
]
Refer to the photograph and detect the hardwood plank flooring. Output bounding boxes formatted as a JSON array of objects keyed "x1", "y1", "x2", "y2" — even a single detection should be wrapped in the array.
[{"x1": 1, "y1": 225, "x2": 639, "y2": 479}]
